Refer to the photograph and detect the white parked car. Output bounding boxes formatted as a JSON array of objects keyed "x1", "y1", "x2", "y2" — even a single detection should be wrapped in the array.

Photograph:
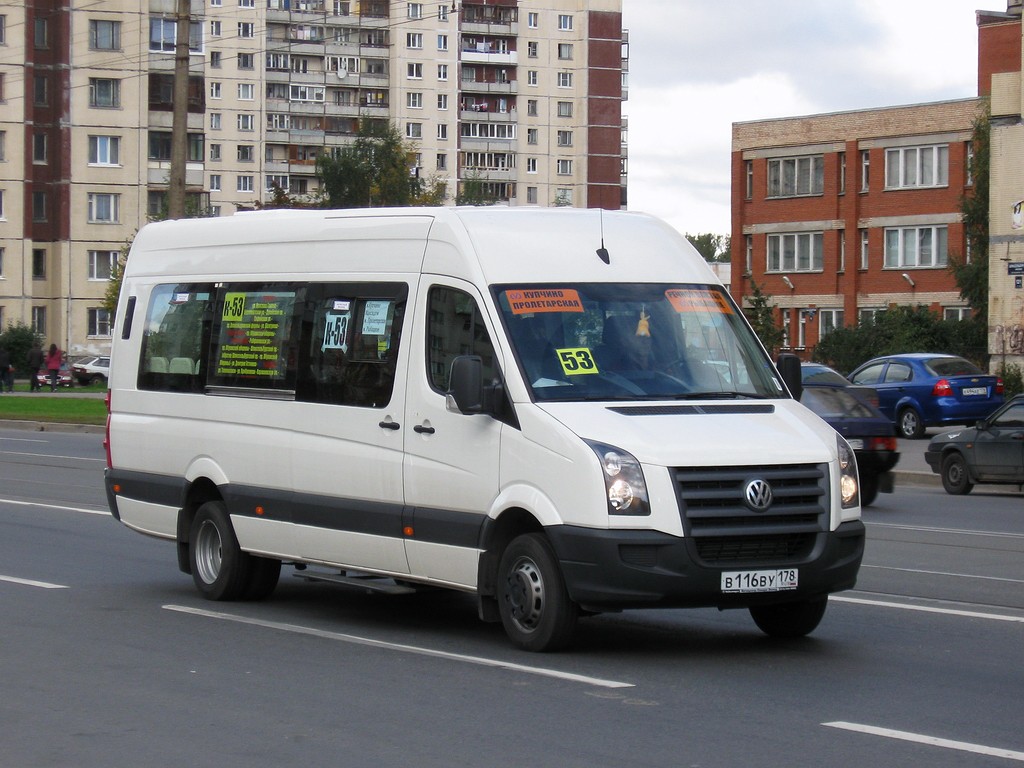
[{"x1": 71, "y1": 355, "x2": 110, "y2": 385}]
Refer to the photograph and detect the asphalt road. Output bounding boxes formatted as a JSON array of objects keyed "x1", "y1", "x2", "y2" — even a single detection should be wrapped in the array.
[{"x1": 1, "y1": 427, "x2": 1022, "y2": 767}]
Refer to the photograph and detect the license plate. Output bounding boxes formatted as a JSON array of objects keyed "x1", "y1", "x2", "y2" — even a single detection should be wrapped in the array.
[
  {"x1": 721, "y1": 569, "x2": 799, "y2": 593},
  {"x1": 962, "y1": 386, "x2": 987, "y2": 396}
]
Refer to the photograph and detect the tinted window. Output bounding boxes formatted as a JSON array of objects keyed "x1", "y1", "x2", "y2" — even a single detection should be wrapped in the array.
[
  {"x1": 927, "y1": 357, "x2": 981, "y2": 376},
  {"x1": 994, "y1": 402, "x2": 1024, "y2": 427},
  {"x1": 851, "y1": 362, "x2": 884, "y2": 386},
  {"x1": 138, "y1": 283, "x2": 214, "y2": 392},
  {"x1": 883, "y1": 362, "x2": 912, "y2": 383},
  {"x1": 427, "y1": 286, "x2": 498, "y2": 392},
  {"x1": 801, "y1": 386, "x2": 875, "y2": 419}
]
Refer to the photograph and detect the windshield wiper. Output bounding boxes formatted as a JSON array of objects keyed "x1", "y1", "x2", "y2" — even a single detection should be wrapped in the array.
[{"x1": 672, "y1": 391, "x2": 768, "y2": 400}]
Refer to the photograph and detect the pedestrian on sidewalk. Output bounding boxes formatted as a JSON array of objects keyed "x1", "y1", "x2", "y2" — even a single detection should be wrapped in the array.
[
  {"x1": 45, "y1": 343, "x2": 62, "y2": 392},
  {"x1": 27, "y1": 342, "x2": 44, "y2": 392}
]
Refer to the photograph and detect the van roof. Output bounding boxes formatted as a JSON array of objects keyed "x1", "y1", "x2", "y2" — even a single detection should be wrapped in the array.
[{"x1": 126, "y1": 207, "x2": 720, "y2": 286}]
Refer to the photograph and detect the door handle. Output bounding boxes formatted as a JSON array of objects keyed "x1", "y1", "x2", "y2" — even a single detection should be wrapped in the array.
[
  {"x1": 413, "y1": 424, "x2": 436, "y2": 435},
  {"x1": 378, "y1": 420, "x2": 400, "y2": 430}
]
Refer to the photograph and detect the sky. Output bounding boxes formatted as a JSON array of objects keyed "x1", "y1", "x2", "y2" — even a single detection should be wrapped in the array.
[{"x1": 623, "y1": 0, "x2": 988, "y2": 238}]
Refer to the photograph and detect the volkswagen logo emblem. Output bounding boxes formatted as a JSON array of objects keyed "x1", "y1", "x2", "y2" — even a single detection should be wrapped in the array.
[{"x1": 744, "y1": 479, "x2": 773, "y2": 511}]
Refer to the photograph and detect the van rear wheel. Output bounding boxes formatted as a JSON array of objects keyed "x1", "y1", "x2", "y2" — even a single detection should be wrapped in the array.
[
  {"x1": 749, "y1": 597, "x2": 827, "y2": 638},
  {"x1": 497, "y1": 534, "x2": 577, "y2": 652},
  {"x1": 190, "y1": 500, "x2": 254, "y2": 601}
]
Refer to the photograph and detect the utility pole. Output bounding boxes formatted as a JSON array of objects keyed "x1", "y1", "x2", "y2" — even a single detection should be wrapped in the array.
[{"x1": 168, "y1": 0, "x2": 191, "y2": 219}]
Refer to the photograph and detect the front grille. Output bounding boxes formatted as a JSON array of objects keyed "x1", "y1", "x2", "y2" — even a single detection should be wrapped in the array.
[{"x1": 674, "y1": 463, "x2": 829, "y2": 565}]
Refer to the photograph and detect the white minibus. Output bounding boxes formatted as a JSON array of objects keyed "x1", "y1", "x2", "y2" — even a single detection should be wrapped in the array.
[{"x1": 105, "y1": 207, "x2": 864, "y2": 651}]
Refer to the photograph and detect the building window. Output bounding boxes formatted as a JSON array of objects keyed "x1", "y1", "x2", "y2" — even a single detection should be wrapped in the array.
[
  {"x1": 885, "y1": 145, "x2": 949, "y2": 189},
  {"x1": 437, "y1": 94, "x2": 448, "y2": 110},
  {"x1": 557, "y1": 130, "x2": 573, "y2": 147},
  {"x1": 781, "y1": 310, "x2": 791, "y2": 349},
  {"x1": 238, "y1": 22, "x2": 255, "y2": 38},
  {"x1": 526, "y1": 158, "x2": 537, "y2": 174},
  {"x1": 210, "y1": 20, "x2": 222, "y2": 36},
  {"x1": 237, "y1": 175, "x2": 254, "y2": 193},
  {"x1": 884, "y1": 226, "x2": 948, "y2": 268},
  {"x1": 527, "y1": 70, "x2": 538, "y2": 86},
  {"x1": 406, "y1": 32, "x2": 422, "y2": 49},
  {"x1": 34, "y1": 18, "x2": 48, "y2": 48},
  {"x1": 237, "y1": 144, "x2": 254, "y2": 162},
  {"x1": 767, "y1": 232, "x2": 824, "y2": 272},
  {"x1": 438, "y1": 5, "x2": 449, "y2": 21},
  {"x1": 557, "y1": 72, "x2": 573, "y2": 88},
  {"x1": 819, "y1": 309, "x2": 844, "y2": 337},
  {"x1": 0, "y1": 15, "x2": 6, "y2": 44},
  {"x1": 237, "y1": 114, "x2": 255, "y2": 131},
  {"x1": 33, "y1": 249, "x2": 46, "y2": 279},
  {"x1": 33, "y1": 133, "x2": 47, "y2": 164},
  {"x1": 210, "y1": 51, "x2": 222, "y2": 68},
  {"x1": 89, "y1": 78, "x2": 120, "y2": 108},
  {"x1": 237, "y1": 52, "x2": 254, "y2": 70},
  {"x1": 859, "y1": 229, "x2": 869, "y2": 269},
  {"x1": 527, "y1": 128, "x2": 538, "y2": 145},
  {"x1": 838, "y1": 152, "x2": 846, "y2": 194},
  {"x1": 767, "y1": 155, "x2": 824, "y2": 197},
  {"x1": 528, "y1": 41, "x2": 538, "y2": 58},
  {"x1": 943, "y1": 307, "x2": 972, "y2": 321},
  {"x1": 90, "y1": 19, "x2": 121, "y2": 50},
  {"x1": 88, "y1": 308, "x2": 112, "y2": 337},
  {"x1": 966, "y1": 142, "x2": 975, "y2": 186},
  {"x1": 406, "y1": 122, "x2": 422, "y2": 139},
  {"x1": 437, "y1": 34, "x2": 448, "y2": 51},
  {"x1": 0, "y1": 191, "x2": 4, "y2": 220},
  {"x1": 860, "y1": 150, "x2": 870, "y2": 191},
  {"x1": 408, "y1": 3, "x2": 423, "y2": 19},
  {"x1": 558, "y1": 14, "x2": 573, "y2": 30},
  {"x1": 437, "y1": 124, "x2": 447, "y2": 140},
  {"x1": 556, "y1": 159, "x2": 572, "y2": 175},
  {"x1": 528, "y1": 12, "x2": 539, "y2": 28},
  {"x1": 88, "y1": 135, "x2": 120, "y2": 166},
  {"x1": 88, "y1": 250, "x2": 118, "y2": 280},
  {"x1": 838, "y1": 230, "x2": 845, "y2": 272},
  {"x1": 238, "y1": 83, "x2": 255, "y2": 100},
  {"x1": 556, "y1": 101, "x2": 572, "y2": 117},
  {"x1": 527, "y1": 100, "x2": 538, "y2": 117},
  {"x1": 558, "y1": 43, "x2": 573, "y2": 59},
  {"x1": 407, "y1": 63, "x2": 423, "y2": 79},
  {"x1": 32, "y1": 307, "x2": 46, "y2": 335},
  {"x1": 88, "y1": 193, "x2": 120, "y2": 223},
  {"x1": 745, "y1": 235, "x2": 753, "y2": 274},
  {"x1": 407, "y1": 92, "x2": 423, "y2": 108},
  {"x1": 150, "y1": 18, "x2": 201, "y2": 52},
  {"x1": 859, "y1": 308, "x2": 883, "y2": 325},
  {"x1": 436, "y1": 154, "x2": 447, "y2": 171},
  {"x1": 34, "y1": 75, "x2": 49, "y2": 106},
  {"x1": 32, "y1": 192, "x2": 47, "y2": 221},
  {"x1": 745, "y1": 160, "x2": 753, "y2": 200},
  {"x1": 210, "y1": 143, "x2": 221, "y2": 161},
  {"x1": 437, "y1": 64, "x2": 448, "y2": 81},
  {"x1": 210, "y1": 174, "x2": 221, "y2": 191},
  {"x1": 555, "y1": 188, "x2": 573, "y2": 206},
  {"x1": 209, "y1": 82, "x2": 222, "y2": 99},
  {"x1": 210, "y1": 112, "x2": 222, "y2": 130},
  {"x1": 527, "y1": 186, "x2": 538, "y2": 204}
]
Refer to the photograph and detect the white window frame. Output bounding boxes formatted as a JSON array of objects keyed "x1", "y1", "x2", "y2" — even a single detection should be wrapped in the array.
[
  {"x1": 883, "y1": 225, "x2": 949, "y2": 268},
  {"x1": 558, "y1": 14, "x2": 572, "y2": 30},
  {"x1": 406, "y1": 32, "x2": 422, "y2": 49},
  {"x1": 407, "y1": 92, "x2": 423, "y2": 109},
  {"x1": 87, "y1": 249, "x2": 118, "y2": 281},
  {"x1": 885, "y1": 144, "x2": 949, "y2": 189},
  {"x1": 237, "y1": 175, "x2": 254, "y2": 193},
  {"x1": 556, "y1": 159, "x2": 572, "y2": 175},
  {"x1": 406, "y1": 122, "x2": 422, "y2": 139},
  {"x1": 767, "y1": 155, "x2": 824, "y2": 198},
  {"x1": 87, "y1": 193, "x2": 120, "y2": 223},
  {"x1": 88, "y1": 308, "x2": 112, "y2": 337},
  {"x1": 766, "y1": 232, "x2": 824, "y2": 273},
  {"x1": 88, "y1": 135, "x2": 120, "y2": 166},
  {"x1": 819, "y1": 309, "x2": 844, "y2": 338},
  {"x1": 238, "y1": 83, "x2": 255, "y2": 100}
]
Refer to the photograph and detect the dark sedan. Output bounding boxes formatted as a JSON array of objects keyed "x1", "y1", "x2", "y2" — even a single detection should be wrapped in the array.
[
  {"x1": 801, "y1": 384, "x2": 899, "y2": 506},
  {"x1": 849, "y1": 353, "x2": 1004, "y2": 439},
  {"x1": 924, "y1": 395, "x2": 1024, "y2": 494}
]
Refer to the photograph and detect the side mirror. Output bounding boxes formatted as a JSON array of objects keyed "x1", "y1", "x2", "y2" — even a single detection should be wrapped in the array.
[
  {"x1": 776, "y1": 353, "x2": 803, "y2": 402},
  {"x1": 447, "y1": 355, "x2": 484, "y2": 414}
]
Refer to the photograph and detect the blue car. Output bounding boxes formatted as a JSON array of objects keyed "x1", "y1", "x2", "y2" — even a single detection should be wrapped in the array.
[{"x1": 849, "y1": 353, "x2": 1004, "y2": 439}]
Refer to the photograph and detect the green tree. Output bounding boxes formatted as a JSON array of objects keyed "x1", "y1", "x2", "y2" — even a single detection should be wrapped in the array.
[
  {"x1": 316, "y1": 121, "x2": 421, "y2": 208},
  {"x1": 686, "y1": 233, "x2": 731, "y2": 262},
  {"x1": 950, "y1": 104, "x2": 990, "y2": 323},
  {"x1": 0, "y1": 322, "x2": 44, "y2": 376},
  {"x1": 743, "y1": 280, "x2": 784, "y2": 354},
  {"x1": 455, "y1": 171, "x2": 499, "y2": 206},
  {"x1": 102, "y1": 232, "x2": 135, "y2": 321}
]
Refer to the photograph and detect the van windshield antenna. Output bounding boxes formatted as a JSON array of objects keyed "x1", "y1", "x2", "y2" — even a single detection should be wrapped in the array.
[{"x1": 596, "y1": 209, "x2": 610, "y2": 264}]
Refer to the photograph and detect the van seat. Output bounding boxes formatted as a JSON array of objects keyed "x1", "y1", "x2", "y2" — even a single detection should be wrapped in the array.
[
  {"x1": 169, "y1": 357, "x2": 195, "y2": 375},
  {"x1": 149, "y1": 356, "x2": 169, "y2": 373}
]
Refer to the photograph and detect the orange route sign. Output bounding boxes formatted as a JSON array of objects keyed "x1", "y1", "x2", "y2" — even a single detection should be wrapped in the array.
[
  {"x1": 665, "y1": 289, "x2": 733, "y2": 315},
  {"x1": 505, "y1": 288, "x2": 585, "y2": 315}
]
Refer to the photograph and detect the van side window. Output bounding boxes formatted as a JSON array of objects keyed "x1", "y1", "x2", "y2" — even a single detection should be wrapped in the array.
[
  {"x1": 138, "y1": 283, "x2": 215, "y2": 392},
  {"x1": 295, "y1": 283, "x2": 407, "y2": 407},
  {"x1": 427, "y1": 286, "x2": 499, "y2": 392}
]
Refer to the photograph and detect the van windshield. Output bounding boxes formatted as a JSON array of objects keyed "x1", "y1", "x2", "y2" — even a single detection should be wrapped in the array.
[{"x1": 494, "y1": 283, "x2": 784, "y2": 402}]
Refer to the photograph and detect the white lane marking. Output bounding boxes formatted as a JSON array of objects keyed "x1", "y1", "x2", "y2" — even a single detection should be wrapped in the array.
[
  {"x1": 0, "y1": 450, "x2": 105, "y2": 463},
  {"x1": 0, "y1": 497, "x2": 108, "y2": 516},
  {"x1": 833, "y1": 595, "x2": 1024, "y2": 623},
  {"x1": 0, "y1": 437, "x2": 48, "y2": 444},
  {"x1": 824, "y1": 721, "x2": 1024, "y2": 762},
  {"x1": 0, "y1": 575, "x2": 68, "y2": 589},
  {"x1": 862, "y1": 564, "x2": 1024, "y2": 585},
  {"x1": 869, "y1": 522, "x2": 1024, "y2": 540},
  {"x1": 164, "y1": 604, "x2": 634, "y2": 689}
]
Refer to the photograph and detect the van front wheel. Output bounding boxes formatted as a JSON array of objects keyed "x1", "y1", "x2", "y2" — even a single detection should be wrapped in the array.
[
  {"x1": 749, "y1": 597, "x2": 827, "y2": 638},
  {"x1": 497, "y1": 534, "x2": 578, "y2": 652},
  {"x1": 189, "y1": 500, "x2": 253, "y2": 601}
]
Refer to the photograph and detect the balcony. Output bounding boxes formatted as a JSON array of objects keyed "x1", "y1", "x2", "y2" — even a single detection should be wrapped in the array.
[
  {"x1": 460, "y1": 46, "x2": 518, "y2": 66},
  {"x1": 460, "y1": 78, "x2": 517, "y2": 95}
]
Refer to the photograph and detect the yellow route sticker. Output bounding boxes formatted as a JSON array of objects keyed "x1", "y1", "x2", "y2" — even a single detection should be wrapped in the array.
[
  {"x1": 556, "y1": 347, "x2": 600, "y2": 376},
  {"x1": 665, "y1": 288, "x2": 733, "y2": 315}
]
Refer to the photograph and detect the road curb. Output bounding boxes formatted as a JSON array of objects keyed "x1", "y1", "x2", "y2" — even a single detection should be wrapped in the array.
[
  {"x1": 0, "y1": 419, "x2": 104, "y2": 434},
  {"x1": 893, "y1": 469, "x2": 939, "y2": 488}
]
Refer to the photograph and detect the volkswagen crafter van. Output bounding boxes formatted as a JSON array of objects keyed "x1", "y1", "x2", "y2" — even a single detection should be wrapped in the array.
[{"x1": 104, "y1": 207, "x2": 864, "y2": 651}]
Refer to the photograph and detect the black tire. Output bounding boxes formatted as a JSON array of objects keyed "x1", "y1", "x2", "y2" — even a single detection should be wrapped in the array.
[
  {"x1": 497, "y1": 533, "x2": 578, "y2": 652},
  {"x1": 897, "y1": 407, "x2": 925, "y2": 439},
  {"x1": 749, "y1": 597, "x2": 827, "y2": 638},
  {"x1": 189, "y1": 500, "x2": 252, "y2": 601},
  {"x1": 941, "y1": 452, "x2": 974, "y2": 495},
  {"x1": 244, "y1": 557, "x2": 282, "y2": 600},
  {"x1": 859, "y1": 473, "x2": 878, "y2": 507}
]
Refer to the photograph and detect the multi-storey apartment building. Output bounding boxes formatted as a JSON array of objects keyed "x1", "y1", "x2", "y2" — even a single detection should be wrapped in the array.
[
  {"x1": 0, "y1": 0, "x2": 627, "y2": 358},
  {"x1": 730, "y1": 99, "x2": 980, "y2": 357}
]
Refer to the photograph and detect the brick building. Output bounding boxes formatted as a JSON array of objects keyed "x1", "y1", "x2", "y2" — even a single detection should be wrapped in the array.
[{"x1": 730, "y1": 99, "x2": 980, "y2": 358}]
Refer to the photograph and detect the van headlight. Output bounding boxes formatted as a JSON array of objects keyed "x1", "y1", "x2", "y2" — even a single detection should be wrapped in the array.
[
  {"x1": 837, "y1": 435, "x2": 859, "y2": 509},
  {"x1": 585, "y1": 441, "x2": 651, "y2": 516}
]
